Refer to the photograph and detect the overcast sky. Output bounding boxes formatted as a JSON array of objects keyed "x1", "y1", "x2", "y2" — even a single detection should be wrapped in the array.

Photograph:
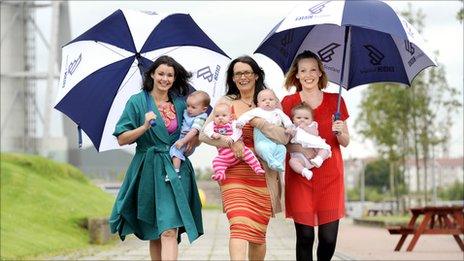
[{"x1": 35, "y1": 1, "x2": 463, "y2": 168}]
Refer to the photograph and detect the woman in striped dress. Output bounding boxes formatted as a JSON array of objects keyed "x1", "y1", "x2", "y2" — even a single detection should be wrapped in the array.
[{"x1": 200, "y1": 56, "x2": 290, "y2": 260}]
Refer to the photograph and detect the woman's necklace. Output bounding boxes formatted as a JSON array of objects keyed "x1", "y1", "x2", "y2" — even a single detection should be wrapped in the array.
[{"x1": 239, "y1": 98, "x2": 253, "y2": 108}]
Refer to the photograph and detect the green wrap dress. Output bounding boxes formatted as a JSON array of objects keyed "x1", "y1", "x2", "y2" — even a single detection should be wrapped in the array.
[{"x1": 109, "y1": 91, "x2": 203, "y2": 243}]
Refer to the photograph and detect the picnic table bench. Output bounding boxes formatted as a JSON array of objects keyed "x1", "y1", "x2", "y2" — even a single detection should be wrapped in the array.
[
  {"x1": 387, "y1": 205, "x2": 464, "y2": 251},
  {"x1": 367, "y1": 208, "x2": 393, "y2": 216}
]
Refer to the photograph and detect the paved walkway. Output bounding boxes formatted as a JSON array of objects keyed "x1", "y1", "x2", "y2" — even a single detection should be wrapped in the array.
[{"x1": 51, "y1": 210, "x2": 463, "y2": 260}]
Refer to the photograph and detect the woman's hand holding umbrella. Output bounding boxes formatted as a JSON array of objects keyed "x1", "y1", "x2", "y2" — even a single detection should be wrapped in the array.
[
  {"x1": 144, "y1": 111, "x2": 157, "y2": 129},
  {"x1": 332, "y1": 120, "x2": 350, "y2": 147}
]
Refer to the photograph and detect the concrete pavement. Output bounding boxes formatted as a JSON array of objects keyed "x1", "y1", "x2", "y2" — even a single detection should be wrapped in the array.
[{"x1": 50, "y1": 209, "x2": 463, "y2": 260}]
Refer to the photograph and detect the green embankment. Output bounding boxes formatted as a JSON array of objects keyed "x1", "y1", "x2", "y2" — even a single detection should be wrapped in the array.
[{"x1": 1, "y1": 153, "x2": 115, "y2": 260}]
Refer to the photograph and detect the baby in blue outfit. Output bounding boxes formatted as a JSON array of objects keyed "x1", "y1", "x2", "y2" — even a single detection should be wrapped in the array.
[
  {"x1": 170, "y1": 90, "x2": 210, "y2": 177},
  {"x1": 236, "y1": 89, "x2": 293, "y2": 172}
]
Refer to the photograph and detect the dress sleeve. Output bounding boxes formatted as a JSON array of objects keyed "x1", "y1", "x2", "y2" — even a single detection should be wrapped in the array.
[
  {"x1": 307, "y1": 122, "x2": 319, "y2": 136},
  {"x1": 230, "y1": 121, "x2": 243, "y2": 142},
  {"x1": 235, "y1": 109, "x2": 256, "y2": 126},
  {"x1": 278, "y1": 109, "x2": 294, "y2": 128},
  {"x1": 203, "y1": 121, "x2": 215, "y2": 139},
  {"x1": 191, "y1": 114, "x2": 207, "y2": 131},
  {"x1": 113, "y1": 96, "x2": 139, "y2": 137},
  {"x1": 199, "y1": 96, "x2": 231, "y2": 147}
]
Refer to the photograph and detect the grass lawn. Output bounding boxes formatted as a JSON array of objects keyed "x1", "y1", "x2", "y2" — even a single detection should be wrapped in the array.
[
  {"x1": 1, "y1": 153, "x2": 115, "y2": 260},
  {"x1": 360, "y1": 214, "x2": 425, "y2": 227}
]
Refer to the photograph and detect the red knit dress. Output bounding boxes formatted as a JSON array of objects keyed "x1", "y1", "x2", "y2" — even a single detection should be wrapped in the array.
[
  {"x1": 219, "y1": 106, "x2": 272, "y2": 244},
  {"x1": 282, "y1": 92, "x2": 349, "y2": 226}
]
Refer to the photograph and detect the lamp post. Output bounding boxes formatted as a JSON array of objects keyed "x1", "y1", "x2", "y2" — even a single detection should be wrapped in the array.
[
  {"x1": 431, "y1": 131, "x2": 440, "y2": 205},
  {"x1": 360, "y1": 159, "x2": 365, "y2": 214}
]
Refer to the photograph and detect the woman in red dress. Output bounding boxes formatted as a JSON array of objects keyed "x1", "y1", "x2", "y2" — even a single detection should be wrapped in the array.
[{"x1": 281, "y1": 50, "x2": 350, "y2": 261}]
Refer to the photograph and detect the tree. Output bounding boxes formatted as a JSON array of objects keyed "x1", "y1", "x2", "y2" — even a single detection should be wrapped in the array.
[
  {"x1": 364, "y1": 158, "x2": 390, "y2": 191},
  {"x1": 356, "y1": 84, "x2": 410, "y2": 208},
  {"x1": 401, "y1": 5, "x2": 462, "y2": 203},
  {"x1": 457, "y1": 7, "x2": 463, "y2": 23},
  {"x1": 356, "y1": 5, "x2": 462, "y2": 206},
  {"x1": 438, "y1": 181, "x2": 464, "y2": 201}
]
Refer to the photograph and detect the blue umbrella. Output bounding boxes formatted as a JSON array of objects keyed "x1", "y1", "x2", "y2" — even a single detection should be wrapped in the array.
[
  {"x1": 255, "y1": 0, "x2": 437, "y2": 120},
  {"x1": 55, "y1": 9, "x2": 230, "y2": 151}
]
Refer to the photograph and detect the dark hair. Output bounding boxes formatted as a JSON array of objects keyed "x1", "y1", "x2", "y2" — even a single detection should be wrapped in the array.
[
  {"x1": 142, "y1": 55, "x2": 191, "y2": 99},
  {"x1": 291, "y1": 102, "x2": 313, "y2": 118},
  {"x1": 225, "y1": 55, "x2": 266, "y2": 106},
  {"x1": 284, "y1": 50, "x2": 328, "y2": 91}
]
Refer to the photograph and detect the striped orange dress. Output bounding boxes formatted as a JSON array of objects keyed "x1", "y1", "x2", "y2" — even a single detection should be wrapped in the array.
[{"x1": 219, "y1": 123, "x2": 272, "y2": 244}]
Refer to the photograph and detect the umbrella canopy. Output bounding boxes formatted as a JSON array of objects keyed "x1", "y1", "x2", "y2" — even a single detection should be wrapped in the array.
[
  {"x1": 254, "y1": 0, "x2": 437, "y2": 118},
  {"x1": 55, "y1": 9, "x2": 230, "y2": 152}
]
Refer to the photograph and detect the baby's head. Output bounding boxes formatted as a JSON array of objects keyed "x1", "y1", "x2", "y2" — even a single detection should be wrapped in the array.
[
  {"x1": 257, "y1": 89, "x2": 279, "y2": 111},
  {"x1": 212, "y1": 103, "x2": 232, "y2": 125},
  {"x1": 186, "y1": 91, "x2": 210, "y2": 117},
  {"x1": 291, "y1": 102, "x2": 314, "y2": 127}
]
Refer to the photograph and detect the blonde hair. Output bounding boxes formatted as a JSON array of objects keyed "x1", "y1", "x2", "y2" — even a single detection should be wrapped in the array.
[
  {"x1": 213, "y1": 102, "x2": 231, "y2": 114},
  {"x1": 284, "y1": 50, "x2": 328, "y2": 91}
]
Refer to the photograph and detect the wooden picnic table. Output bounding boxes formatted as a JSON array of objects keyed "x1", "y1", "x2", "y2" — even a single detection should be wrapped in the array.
[{"x1": 387, "y1": 205, "x2": 464, "y2": 251}]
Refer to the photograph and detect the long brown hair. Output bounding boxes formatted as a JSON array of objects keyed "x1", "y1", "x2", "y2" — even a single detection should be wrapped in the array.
[
  {"x1": 284, "y1": 50, "x2": 328, "y2": 92},
  {"x1": 142, "y1": 55, "x2": 191, "y2": 98}
]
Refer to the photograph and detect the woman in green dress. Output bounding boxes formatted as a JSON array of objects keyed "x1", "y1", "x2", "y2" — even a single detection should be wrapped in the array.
[{"x1": 109, "y1": 55, "x2": 203, "y2": 260}]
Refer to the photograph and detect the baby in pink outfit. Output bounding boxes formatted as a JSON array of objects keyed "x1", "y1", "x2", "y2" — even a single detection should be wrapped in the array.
[{"x1": 203, "y1": 103, "x2": 265, "y2": 181}]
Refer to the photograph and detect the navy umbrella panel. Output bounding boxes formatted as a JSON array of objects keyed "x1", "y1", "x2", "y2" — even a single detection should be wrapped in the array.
[
  {"x1": 55, "y1": 9, "x2": 230, "y2": 152},
  {"x1": 255, "y1": 0, "x2": 437, "y2": 92}
]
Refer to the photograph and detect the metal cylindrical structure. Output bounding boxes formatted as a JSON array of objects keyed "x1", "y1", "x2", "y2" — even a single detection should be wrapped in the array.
[
  {"x1": 1, "y1": 1, "x2": 69, "y2": 160},
  {"x1": 1, "y1": 2, "x2": 29, "y2": 152}
]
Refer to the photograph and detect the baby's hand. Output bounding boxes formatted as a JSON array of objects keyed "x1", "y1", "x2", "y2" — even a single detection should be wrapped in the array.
[
  {"x1": 175, "y1": 139, "x2": 185, "y2": 149},
  {"x1": 285, "y1": 126, "x2": 296, "y2": 136},
  {"x1": 223, "y1": 136, "x2": 233, "y2": 145},
  {"x1": 211, "y1": 133, "x2": 221, "y2": 139},
  {"x1": 285, "y1": 126, "x2": 297, "y2": 136}
]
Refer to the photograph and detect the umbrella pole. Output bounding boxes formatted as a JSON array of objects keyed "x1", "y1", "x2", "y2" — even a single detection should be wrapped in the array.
[{"x1": 335, "y1": 26, "x2": 350, "y2": 121}]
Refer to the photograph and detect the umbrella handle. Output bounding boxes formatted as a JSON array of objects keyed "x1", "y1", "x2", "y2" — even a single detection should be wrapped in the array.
[
  {"x1": 333, "y1": 112, "x2": 341, "y2": 121},
  {"x1": 333, "y1": 112, "x2": 340, "y2": 135},
  {"x1": 145, "y1": 91, "x2": 156, "y2": 127}
]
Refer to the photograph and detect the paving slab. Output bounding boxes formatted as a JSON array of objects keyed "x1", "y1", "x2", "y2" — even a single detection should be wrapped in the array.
[{"x1": 50, "y1": 209, "x2": 463, "y2": 260}]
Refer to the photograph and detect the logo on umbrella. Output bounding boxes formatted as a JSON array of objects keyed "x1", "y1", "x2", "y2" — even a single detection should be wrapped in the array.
[
  {"x1": 404, "y1": 40, "x2": 415, "y2": 55},
  {"x1": 308, "y1": 1, "x2": 331, "y2": 14},
  {"x1": 281, "y1": 30, "x2": 294, "y2": 47},
  {"x1": 296, "y1": 1, "x2": 331, "y2": 21},
  {"x1": 140, "y1": 10, "x2": 158, "y2": 15},
  {"x1": 197, "y1": 66, "x2": 214, "y2": 82},
  {"x1": 197, "y1": 65, "x2": 222, "y2": 83},
  {"x1": 61, "y1": 53, "x2": 82, "y2": 89},
  {"x1": 318, "y1": 43, "x2": 340, "y2": 62},
  {"x1": 364, "y1": 45, "x2": 384, "y2": 65}
]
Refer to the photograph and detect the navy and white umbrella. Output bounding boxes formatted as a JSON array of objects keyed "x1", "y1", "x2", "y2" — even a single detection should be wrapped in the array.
[
  {"x1": 55, "y1": 9, "x2": 230, "y2": 152},
  {"x1": 255, "y1": 0, "x2": 437, "y2": 119}
]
